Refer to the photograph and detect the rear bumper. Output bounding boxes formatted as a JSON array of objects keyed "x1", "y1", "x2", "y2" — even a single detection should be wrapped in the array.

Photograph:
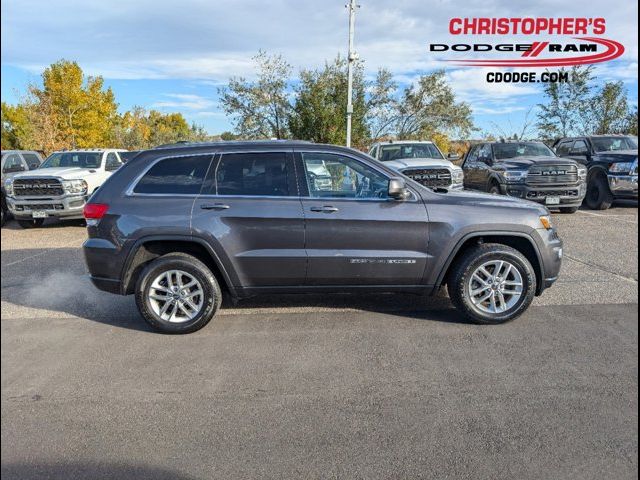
[
  {"x1": 7, "y1": 194, "x2": 87, "y2": 220},
  {"x1": 83, "y1": 237, "x2": 128, "y2": 295},
  {"x1": 89, "y1": 276, "x2": 122, "y2": 294},
  {"x1": 608, "y1": 174, "x2": 638, "y2": 198},
  {"x1": 502, "y1": 182, "x2": 586, "y2": 207}
]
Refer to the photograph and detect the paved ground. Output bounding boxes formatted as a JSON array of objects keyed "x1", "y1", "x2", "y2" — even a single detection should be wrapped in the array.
[{"x1": 1, "y1": 205, "x2": 638, "y2": 479}]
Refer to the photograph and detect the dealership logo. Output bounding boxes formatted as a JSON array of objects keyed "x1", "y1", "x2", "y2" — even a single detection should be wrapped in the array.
[{"x1": 430, "y1": 18, "x2": 625, "y2": 67}]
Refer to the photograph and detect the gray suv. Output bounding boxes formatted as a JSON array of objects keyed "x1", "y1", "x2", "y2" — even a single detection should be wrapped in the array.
[{"x1": 83, "y1": 141, "x2": 563, "y2": 333}]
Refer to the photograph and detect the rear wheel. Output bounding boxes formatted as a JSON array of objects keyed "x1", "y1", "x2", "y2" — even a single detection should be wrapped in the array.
[
  {"x1": 135, "y1": 253, "x2": 221, "y2": 334},
  {"x1": 585, "y1": 173, "x2": 613, "y2": 210},
  {"x1": 448, "y1": 243, "x2": 536, "y2": 324},
  {"x1": 16, "y1": 218, "x2": 45, "y2": 229},
  {"x1": 559, "y1": 206, "x2": 579, "y2": 214}
]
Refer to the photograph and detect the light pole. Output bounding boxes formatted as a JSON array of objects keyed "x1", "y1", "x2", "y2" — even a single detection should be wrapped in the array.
[{"x1": 345, "y1": 0, "x2": 359, "y2": 148}]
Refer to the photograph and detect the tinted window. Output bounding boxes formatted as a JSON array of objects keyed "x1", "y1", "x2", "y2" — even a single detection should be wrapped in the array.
[
  {"x1": 22, "y1": 153, "x2": 42, "y2": 169},
  {"x1": 555, "y1": 141, "x2": 573, "y2": 156},
  {"x1": 2, "y1": 154, "x2": 25, "y2": 173},
  {"x1": 105, "y1": 152, "x2": 122, "y2": 171},
  {"x1": 478, "y1": 144, "x2": 492, "y2": 162},
  {"x1": 464, "y1": 146, "x2": 479, "y2": 165},
  {"x1": 571, "y1": 140, "x2": 588, "y2": 155},
  {"x1": 493, "y1": 142, "x2": 555, "y2": 160},
  {"x1": 302, "y1": 152, "x2": 389, "y2": 199},
  {"x1": 134, "y1": 155, "x2": 211, "y2": 194},
  {"x1": 215, "y1": 152, "x2": 290, "y2": 196},
  {"x1": 41, "y1": 152, "x2": 102, "y2": 169},
  {"x1": 591, "y1": 136, "x2": 637, "y2": 152}
]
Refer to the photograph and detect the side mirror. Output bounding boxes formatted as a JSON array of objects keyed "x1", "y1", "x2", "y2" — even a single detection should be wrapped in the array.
[
  {"x1": 448, "y1": 153, "x2": 461, "y2": 161},
  {"x1": 388, "y1": 177, "x2": 410, "y2": 200}
]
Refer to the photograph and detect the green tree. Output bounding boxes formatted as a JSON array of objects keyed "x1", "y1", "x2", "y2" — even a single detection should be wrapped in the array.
[
  {"x1": 114, "y1": 107, "x2": 199, "y2": 149},
  {"x1": 1, "y1": 102, "x2": 31, "y2": 150},
  {"x1": 537, "y1": 66, "x2": 594, "y2": 140},
  {"x1": 393, "y1": 70, "x2": 473, "y2": 140},
  {"x1": 289, "y1": 56, "x2": 370, "y2": 147},
  {"x1": 626, "y1": 107, "x2": 638, "y2": 136},
  {"x1": 218, "y1": 51, "x2": 292, "y2": 139},
  {"x1": 588, "y1": 81, "x2": 631, "y2": 134}
]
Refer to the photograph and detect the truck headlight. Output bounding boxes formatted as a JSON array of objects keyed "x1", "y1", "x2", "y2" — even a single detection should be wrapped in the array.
[
  {"x1": 4, "y1": 178, "x2": 14, "y2": 197},
  {"x1": 503, "y1": 170, "x2": 527, "y2": 183},
  {"x1": 577, "y1": 166, "x2": 588, "y2": 181},
  {"x1": 62, "y1": 179, "x2": 88, "y2": 195},
  {"x1": 451, "y1": 169, "x2": 464, "y2": 184},
  {"x1": 609, "y1": 161, "x2": 635, "y2": 174}
]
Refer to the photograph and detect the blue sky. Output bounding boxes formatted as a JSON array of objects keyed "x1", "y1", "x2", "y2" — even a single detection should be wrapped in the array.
[{"x1": 1, "y1": 0, "x2": 637, "y2": 138}]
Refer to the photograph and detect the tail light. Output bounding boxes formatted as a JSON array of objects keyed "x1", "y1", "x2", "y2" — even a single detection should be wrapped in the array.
[{"x1": 83, "y1": 203, "x2": 109, "y2": 220}]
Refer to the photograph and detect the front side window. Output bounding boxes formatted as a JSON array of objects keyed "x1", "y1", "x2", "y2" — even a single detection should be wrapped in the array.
[
  {"x1": 478, "y1": 144, "x2": 493, "y2": 162},
  {"x1": 22, "y1": 153, "x2": 42, "y2": 169},
  {"x1": 105, "y1": 152, "x2": 122, "y2": 171},
  {"x1": 302, "y1": 152, "x2": 389, "y2": 199},
  {"x1": 214, "y1": 152, "x2": 290, "y2": 196},
  {"x1": 41, "y1": 152, "x2": 102, "y2": 169},
  {"x1": 2, "y1": 154, "x2": 25, "y2": 173},
  {"x1": 379, "y1": 143, "x2": 444, "y2": 162},
  {"x1": 493, "y1": 142, "x2": 555, "y2": 160},
  {"x1": 464, "y1": 146, "x2": 479, "y2": 166},
  {"x1": 133, "y1": 155, "x2": 212, "y2": 194},
  {"x1": 555, "y1": 141, "x2": 573, "y2": 156},
  {"x1": 591, "y1": 136, "x2": 637, "y2": 152}
]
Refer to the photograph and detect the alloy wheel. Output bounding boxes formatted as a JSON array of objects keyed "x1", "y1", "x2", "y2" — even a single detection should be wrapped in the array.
[
  {"x1": 148, "y1": 269, "x2": 204, "y2": 323},
  {"x1": 467, "y1": 259, "x2": 524, "y2": 314}
]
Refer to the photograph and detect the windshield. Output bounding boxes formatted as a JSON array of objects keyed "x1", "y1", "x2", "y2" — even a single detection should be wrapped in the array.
[
  {"x1": 493, "y1": 143, "x2": 555, "y2": 160},
  {"x1": 379, "y1": 144, "x2": 444, "y2": 162},
  {"x1": 40, "y1": 152, "x2": 102, "y2": 169},
  {"x1": 591, "y1": 136, "x2": 637, "y2": 152}
]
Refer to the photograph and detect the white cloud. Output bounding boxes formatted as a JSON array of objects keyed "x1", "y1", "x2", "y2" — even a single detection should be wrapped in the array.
[{"x1": 151, "y1": 93, "x2": 215, "y2": 110}]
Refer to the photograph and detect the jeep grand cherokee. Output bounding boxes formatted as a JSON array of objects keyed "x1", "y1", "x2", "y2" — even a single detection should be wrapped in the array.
[{"x1": 83, "y1": 141, "x2": 563, "y2": 333}]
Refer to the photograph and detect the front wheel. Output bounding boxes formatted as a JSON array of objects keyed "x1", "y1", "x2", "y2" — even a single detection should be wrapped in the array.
[
  {"x1": 135, "y1": 253, "x2": 222, "y2": 334},
  {"x1": 16, "y1": 218, "x2": 45, "y2": 229},
  {"x1": 585, "y1": 173, "x2": 613, "y2": 210},
  {"x1": 447, "y1": 243, "x2": 536, "y2": 324}
]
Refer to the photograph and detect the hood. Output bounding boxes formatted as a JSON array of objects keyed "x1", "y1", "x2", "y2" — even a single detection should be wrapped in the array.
[
  {"x1": 595, "y1": 150, "x2": 638, "y2": 163},
  {"x1": 493, "y1": 156, "x2": 577, "y2": 170},
  {"x1": 11, "y1": 166, "x2": 100, "y2": 180},
  {"x1": 383, "y1": 157, "x2": 459, "y2": 171}
]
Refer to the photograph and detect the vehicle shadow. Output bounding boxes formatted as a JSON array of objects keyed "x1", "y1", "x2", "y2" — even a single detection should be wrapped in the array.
[
  {"x1": 1, "y1": 461, "x2": 199, "y2": 480},
  {"x1": 1, "y1": 247, "x2": 470, "y2": 332},
  {"x1": 2, "y1": 217, "x2": 86, "y2": 230}
]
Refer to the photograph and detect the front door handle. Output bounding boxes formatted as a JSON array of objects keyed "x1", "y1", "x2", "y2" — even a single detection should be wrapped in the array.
[
  {"x1": 200, "y1": 203, "x2": 230, "y2": 210},
  {"x1": 310, "y1": 205, "x2": 339, "y2": 213}
]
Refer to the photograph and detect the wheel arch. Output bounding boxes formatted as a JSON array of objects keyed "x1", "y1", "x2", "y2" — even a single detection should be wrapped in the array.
[
  {"x1": 436, "y1": 232, "x2": 544, "y2": 295},
  {"x1": 121, "y1": 235, "x2": 236, "y2": 296}
]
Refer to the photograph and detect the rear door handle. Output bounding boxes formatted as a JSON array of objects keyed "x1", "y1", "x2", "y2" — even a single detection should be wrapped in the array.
[
  {"x1": 310, "y1": 206, "x2": 339, "y2": 213},
  {"x1": 200, "y1": 203, "x2": 230, "y2": 210}
]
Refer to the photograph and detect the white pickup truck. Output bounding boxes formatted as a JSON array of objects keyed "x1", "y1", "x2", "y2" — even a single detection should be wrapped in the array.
[
  {"x1": 4, "y1": 149, "x2": 126, "y2": 228},
  {"x1": 368, "y1": 141, "x2": 464, "y2": 191}
]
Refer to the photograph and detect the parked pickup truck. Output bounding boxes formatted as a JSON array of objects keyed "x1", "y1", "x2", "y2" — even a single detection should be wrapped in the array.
[
  {"x1": 553, "y1": 135, "x2": 638, "y2": 210},
  {"x1": 1, "y1": 150, "x2": 44, "y2": 226},
  {"x1": 462, "y1": 141, "x2": 587, "y2": 213},
  {"x1": 4, "y1": 149, "x2": 126, "y2": 228},
  {"x1": 368, "y1": 141, "x2": 464, "y2": 191}
]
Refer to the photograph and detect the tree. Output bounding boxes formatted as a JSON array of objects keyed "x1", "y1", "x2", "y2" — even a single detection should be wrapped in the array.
[
  {"x1": 218, "y1": 51, "x2": 292, "y2": 139},
  {"x1": 626, "y1": 107, "x2": 638, "y2": 136},
  {"x1": 392, "y1": 70, "x2": 474, "y2": 140},
  {"x1": 113, "y1": 107, "x2": 198, "y2": 149},
  {"x1": 537, "y1": 66, "x2": 594, "y2": 140},
  {"x1": 1, "y1": 102, "x2": 31, "y2": 150},
  {"x1": 588, "y1": 81, "x2": 631, "y2": 134},
  {"x1": 289, "y1": 56, "x2": 370, "y2": 147}
]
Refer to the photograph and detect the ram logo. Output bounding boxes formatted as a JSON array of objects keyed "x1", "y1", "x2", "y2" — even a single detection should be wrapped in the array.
[{"x1": 541, "y1": 170, "x2": 566, "y2": 176}]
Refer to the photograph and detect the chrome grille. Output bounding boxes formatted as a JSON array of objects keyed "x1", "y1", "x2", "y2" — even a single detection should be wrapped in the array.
[
  {"x1": 527, "y1": 165, "x2": 578, "y2": 185},
  {"x1": 402, "y1": 168, "x2": 452, "y2": 188},
  {"x1": 13, "y1": 178, "x2": 64, "y2": 197}
]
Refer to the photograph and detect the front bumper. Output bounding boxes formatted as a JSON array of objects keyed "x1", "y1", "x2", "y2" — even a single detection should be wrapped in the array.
[
  {"x1": 6, "y1": 194, "x2": 88, "y2": 220},
  {"x1": 608, "y1": 174, "x2": 638, "y2": 198},
  {"x1": 534, "y1": 227, "x2": 563, "y2": 295},
  {"x1": 502, "y1": 182, "x2": 586, "y2": 207}
]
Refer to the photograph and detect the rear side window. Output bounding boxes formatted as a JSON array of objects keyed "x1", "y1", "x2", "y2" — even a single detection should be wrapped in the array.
[
  {"x1": 214, "y1": 152, "x2": 290, "y2": 196},
  {"x1": 133, "y1": 155, "x2": 212, "y2": 194}
]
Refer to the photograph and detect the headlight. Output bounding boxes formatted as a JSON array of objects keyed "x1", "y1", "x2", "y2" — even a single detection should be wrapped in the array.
[
  {"x1": 4, "y1": 178, "x2": 14, "y2": 197},
  {"x1": 451, "y1": 169, "x2": 464, "y2": 183},
  {"x1": 503, "y1": 170, "x2": 528, "y2": 183},
  {"x1": 609, "y1": 161, "x2": 635, "y2": 174},
  {"x1": 539, "y1": 215, "x2": 553, "y2": 230},
  {"x1": 62, "y1": 179, "x2": 88, "y2": 195},
  {"x1": 577, "y1": 166, "x2": 588, "y2": 180}
]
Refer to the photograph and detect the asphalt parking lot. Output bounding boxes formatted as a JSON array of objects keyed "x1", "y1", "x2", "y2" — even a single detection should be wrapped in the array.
[{"x1": 1, "y1": 205, "x2": 638, "y2": 479}]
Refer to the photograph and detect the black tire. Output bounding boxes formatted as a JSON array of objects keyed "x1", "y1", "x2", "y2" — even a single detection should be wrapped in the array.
[
  {"x1": 585, "y1": 173, "x2": 614, "y2": 210},
  {"x1": 16, "y1": 218, "x2": 45, "y2": 229},
  {"x1": 488, "y1": 183, "x2": 501, "y2": 195},
  {"x1": 447, "y1": 243, "x2": 537, "y2": 325},
  {"x1": 559, "y1": 206, "x2": 579, "y2": 214},
  {"x1": 135, "y1": 253, "x2": 222, "y2": 334}
]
